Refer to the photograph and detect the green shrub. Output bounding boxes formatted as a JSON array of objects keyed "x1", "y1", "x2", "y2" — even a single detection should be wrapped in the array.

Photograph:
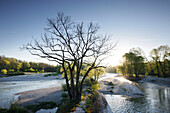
[
  {"x1": 61, "y1": 97, "x2": 69, "y2": 104},
  {"x1": 8, "y1": 69, "x2": 15, "y2": 72},
  {"x1": 40, "y1": 70, "x2": 44, "y2": 73},
  {"x1": 57, "y1": 100, "x2": 79, "y2": 113},
  {"x1": 0, "y1": 105, "x2": 29, "y2": 113},
  {"x1": 61, "y1": 84, "x2": 77, "y2": 91},
  {"x1": 44, "y1": 73, "x2": 61, "y2": 77},
  {"x1": 84, "y1": 78, "x2": 100, "y2": 92},
  {"x1": 28, "y1": 68, "x2": 35, "y2": 72},
  {"x1": 9, "y1": 105, "x2": 29, "y2": 113},
  {"x1": 110, "y1": 90, "x2": 113, "y2": 93},
  {"x1": 46, "y1": 72, "x2": 60, "y2": 76},
  {"x1": 84, "y1": 78, "x2": 92, "y2": 86},
  {"x1": 0, "y1": 108, "x2": 8, "y2": 113},
  {"x1": 55, "y1": 71, "x2": 62, "y2": 75},
  {"x1": 85, "y1": 91, "x2": 100, "y2": 113},
  {"x1": 91, "y1": 83, "x2": 100, "y2": 91},
  {"x1": 62, "y1": 84, "x2": 68, "y2": 91},
  {"x1": 26, "y1": 101, "x2": 57, "y2": 112},
  {"x1": 1, "y1": 69, "x2": 7, "y2": 74},
  {"x1": 7, "y1": 72, "x2": 25, "y2": 76},
  {"x1": 44, "y1": 74, "x2": 52, "y2": 77},
  {"x1": 62, "y1": 92, "x2": 68, "y2": 97}
]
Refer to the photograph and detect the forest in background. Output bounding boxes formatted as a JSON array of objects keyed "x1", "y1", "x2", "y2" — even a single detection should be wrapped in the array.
[
  {"x1": 0, "y1": 55, "x2": 61, "y2": 75},
  {"x1": 117, "y1": 45, "x2": 170, "y2": 78},
  {"x1": 1, "y1": 45, "x2": 169, "y2": 78}
]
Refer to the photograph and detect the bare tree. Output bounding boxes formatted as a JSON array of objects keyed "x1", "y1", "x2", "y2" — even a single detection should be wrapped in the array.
[{"x1": 23, "y1": 13, "x2": 115, "y2": 101}]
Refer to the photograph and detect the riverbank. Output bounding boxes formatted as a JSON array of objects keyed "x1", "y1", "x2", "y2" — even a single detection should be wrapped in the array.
[
  {"x1": 15, "y1": 74, "x2": 170, "y2": 113},
  {"x1": 117, "y1": 75, "x2": 170, "y2": 88},
  {"x1": 139, "y1": 76, "x2": 170, "y2": 87},
  {"x1": 0, "y1": 73, "x2": 65, "y2": 110},
  {"x1": 1, "y1": 73, "x2": 170, "y2": 113},
  {"x1": 0, "y1": 72, "x2": 52, "y2": 78},
  {"x1": 15, "y1": 86, "x2": 63, "y2": 107}
]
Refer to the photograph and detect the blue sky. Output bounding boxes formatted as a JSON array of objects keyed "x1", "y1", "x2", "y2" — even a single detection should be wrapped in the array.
[{"x1": 0, "y1": 0, "x2": 170, "y2": 66}]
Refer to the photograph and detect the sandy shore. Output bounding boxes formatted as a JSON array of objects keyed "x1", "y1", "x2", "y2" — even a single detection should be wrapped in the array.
[{"x1": 15, "y1": 86, "x2": 63, "y2": 107}]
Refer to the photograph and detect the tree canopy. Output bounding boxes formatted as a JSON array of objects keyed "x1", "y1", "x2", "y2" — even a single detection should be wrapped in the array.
[
  {"x1": 0, "y1": 56, "x2": 60, "y2": 74},
  {"x1": 118, "y1": 48, "x2": 145, "y2": 78},
  {"x1": 23, "y1": 12, "x2": 115, "y2": 101},
  {"x1": 118, "y1": 45, "x2": 170, "y2": 78}
]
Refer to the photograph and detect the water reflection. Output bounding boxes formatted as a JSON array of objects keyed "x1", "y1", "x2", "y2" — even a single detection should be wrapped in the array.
[{"x1": 105, "y1": 82, "x2": 170, "y2": 113}]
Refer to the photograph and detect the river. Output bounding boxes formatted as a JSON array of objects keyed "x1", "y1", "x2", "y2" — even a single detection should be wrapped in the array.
[
  {"x1": 0, "y1": 73, "x2": 65, "y2": 109},
  {"x1": 0, "y1": 73, "x2": 170, "y2": 113},
  {"x1": 103, "y1": 73, "x2": 170, "y2": 113}
]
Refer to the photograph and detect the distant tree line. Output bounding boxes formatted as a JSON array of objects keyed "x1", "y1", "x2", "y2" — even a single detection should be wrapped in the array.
[
  {"x1": 118, "y1": 45, "x2": 170, "y2": 78},
  {"x1": 0, "y1": 56, "x2": 61, "y2": 75}
]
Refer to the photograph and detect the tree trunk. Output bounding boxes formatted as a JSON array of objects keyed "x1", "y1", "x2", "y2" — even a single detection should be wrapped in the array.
[
  {"x1": 148, "y1": 62, "x2": 154, "y2": 75},
  {"x1": 156, "y1": 61, "x2": 160, "y2": 77},
  {"x1": 70, "y1": 71, "x2": 75, "y2": 100},
  {"x1": 62, "y1": 64, "x2": 72, "y2": 100},
  {"x1": 65, "y1": 74, "x2": 72, "y2": 100},
  {"x1": 159, "y1": 61, "x2": 165, "y2": 78}
]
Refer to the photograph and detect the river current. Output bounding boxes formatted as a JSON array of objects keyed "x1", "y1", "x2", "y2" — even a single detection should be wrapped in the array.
[
  {"x1": 103, "y1": 74, "x2": 170, "y2": 113},
  {"x1": 0, "y1": 73, "x2": 170, "y2": 113}
]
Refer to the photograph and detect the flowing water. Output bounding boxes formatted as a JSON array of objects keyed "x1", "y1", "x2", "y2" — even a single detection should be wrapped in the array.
[
  {"x1": 0, "y1": 73, "x2": 65, "y2": 109},
  {"x1": 103, "y1": 74, "x2": 170, "y2": 113},
  {"x1": 1, "y1": 73, "x2": 170, "y2": 113}
]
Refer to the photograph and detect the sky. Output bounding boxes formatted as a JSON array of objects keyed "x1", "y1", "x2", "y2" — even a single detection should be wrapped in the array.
[{"x1": 0, "y1": 0, "x2": 170, "y2": 66}]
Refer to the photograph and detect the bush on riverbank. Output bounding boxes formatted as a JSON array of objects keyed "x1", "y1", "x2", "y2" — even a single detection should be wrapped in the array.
[
  {"x1": 57, "y1": 90, "x2": 79, "y2": 113},
  {"x1": 7, "y1": 71, "x2": 25, "y2": 76},
  {"x1": 61, "y1": 84, "x2": 77, "y2": 91},
  {"x1": 1, "y1": 69, "x2": 7, "y2": 74},
  {"x1": 85, "y1": 91, "x2": 108, "y2": 113},
  {"x1": 0, "y1": 104, "x2": 28, "y2": 113},
  {"x1": 25, "y1": 101, "x2": 57, "y2": 113},
  {"x1": 0, "y1": 69, "x2": 25, "y2": 76},
  {"x1": 57, "y1": 78, "x2": 104, "y2": 113},
  {"x1": 57, "y1": 100, "x2": 79, "y2": 113},
  {"x1": 84, "y1": 78, "x2": 100, "y2": 92},
  {"x1": 44, "y1": 72, "x2": 61, "y2": 77}
]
